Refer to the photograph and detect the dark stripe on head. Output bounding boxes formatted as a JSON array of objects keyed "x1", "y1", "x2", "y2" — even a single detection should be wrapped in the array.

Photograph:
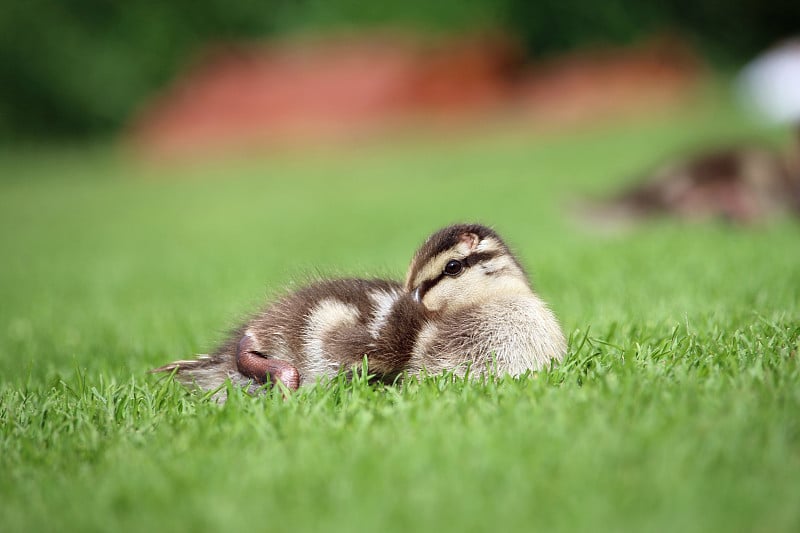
[
  {"x1": 463, "y1": 251, "x2": 499, "y2": 267},
  {"x1": 406, "y1": 223, "x2": 508, "y2": 289},
  {"x1": 414, "y1": 250, "x2": 502, "y2": 302},
  {"x1": 416, "y1": 273, "x2": 446, "y2": 303},
  {"x1": 418, "y1": 224, "x2": 503, "y2": 264}
]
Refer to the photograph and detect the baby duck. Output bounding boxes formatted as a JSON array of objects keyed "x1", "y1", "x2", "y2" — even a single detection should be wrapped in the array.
[
  {"x1": 402, "y1": 223, "x2": 566, "y2": 377},
  {"x1": 152, "y1": 277, "x2": 410, "y2": 394},
  {"x1": 152, "y1": 223, "x2": 566, "y2": 396}
]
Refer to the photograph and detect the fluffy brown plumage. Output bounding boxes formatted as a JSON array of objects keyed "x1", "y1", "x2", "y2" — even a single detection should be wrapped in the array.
[{"x1": 152, "y1": 223, "x2": 566, "y2": 399}]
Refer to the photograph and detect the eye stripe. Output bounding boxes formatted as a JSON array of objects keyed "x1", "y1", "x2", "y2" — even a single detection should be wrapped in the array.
[
  {"x1": 416, "y1": 273, "x2": 446, "y2": 301},
  {"x1": 463, "y1": 251, "x2": 498, "y2": 267},
  {"x1": 414, "y1": 251, "x2": 500, "y2": 301}
]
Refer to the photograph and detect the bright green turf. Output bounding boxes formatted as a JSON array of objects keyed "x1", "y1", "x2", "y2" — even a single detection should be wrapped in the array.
[{"x1": 1, "y1": 99, "x2": 799, "y2": 532}]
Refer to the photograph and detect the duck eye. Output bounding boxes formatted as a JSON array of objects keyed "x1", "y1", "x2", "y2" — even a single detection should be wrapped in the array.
[{"x1": 443, "y1": 259, "x2": 463, "y2": 276}]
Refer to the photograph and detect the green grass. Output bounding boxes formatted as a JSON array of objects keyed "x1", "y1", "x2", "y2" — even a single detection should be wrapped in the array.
[{"x1": 1, "y1": 99, "x2": 799, "y2": 532}]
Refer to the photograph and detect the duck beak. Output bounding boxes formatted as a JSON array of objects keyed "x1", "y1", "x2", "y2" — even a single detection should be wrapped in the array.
[{"x1": 411, "y1": 287, "x2": 421, "y2": 303}]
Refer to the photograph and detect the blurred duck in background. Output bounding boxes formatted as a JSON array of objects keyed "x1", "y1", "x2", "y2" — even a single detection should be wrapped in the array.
[{"x1": 583, "y1": 38, "x2": 800, "y2": 226}]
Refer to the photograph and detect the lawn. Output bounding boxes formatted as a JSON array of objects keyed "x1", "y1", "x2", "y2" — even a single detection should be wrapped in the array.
[{"x1": 1, "y1": 99, "x2": 798, "y2": 532}]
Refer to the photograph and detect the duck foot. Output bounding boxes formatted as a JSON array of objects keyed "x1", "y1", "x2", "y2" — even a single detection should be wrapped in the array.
[{"x1": 236, "y1": 332, "x2": 300, "y2": 391}]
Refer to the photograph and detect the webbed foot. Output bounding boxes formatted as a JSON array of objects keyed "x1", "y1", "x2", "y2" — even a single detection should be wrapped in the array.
[{"x1": 235, "y1": 332, "x2": 300, "y2": 391}]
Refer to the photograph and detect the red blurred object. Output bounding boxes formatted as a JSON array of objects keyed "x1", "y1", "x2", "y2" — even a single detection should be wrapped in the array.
[
  {"x1": 129, "y1": 33, "x2": 703, "y2": 158},
  {"x1": 516, "y1": 36, "x2": 703, "y2": 124}
]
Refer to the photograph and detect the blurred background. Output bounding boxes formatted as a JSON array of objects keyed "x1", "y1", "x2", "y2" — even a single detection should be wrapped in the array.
[
  {"x1": 1, "y1": 0, "x2": 798, "y2": 150},
  {"x1": 3, "y1": 6, "x2": 800, "y2": 531},
  {"x1": 1, "y1": 0, "x2": 799, "y2": 383}
]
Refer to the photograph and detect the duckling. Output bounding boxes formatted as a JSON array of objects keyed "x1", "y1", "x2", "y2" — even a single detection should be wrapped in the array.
[
  {"x1": 583, "y1": 126, "x2": 800, "y2": 227},
  {"x1": 151, "y1": 223, "x2": 566, "y2": 397},
  {"x1": 403, "y1": 223, "x2": 566, "y2": 378},
  {"x1": 151, "y1": 277, "x2": 413, "y2": 394}
]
